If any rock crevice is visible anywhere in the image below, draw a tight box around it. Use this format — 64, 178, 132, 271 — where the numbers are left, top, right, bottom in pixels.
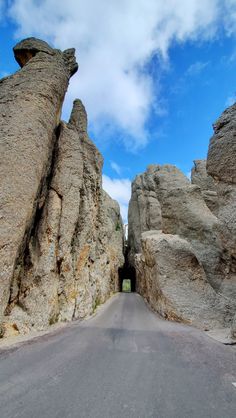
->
0, 39, 124, 338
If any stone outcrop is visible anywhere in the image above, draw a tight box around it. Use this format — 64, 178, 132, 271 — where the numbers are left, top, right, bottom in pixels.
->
207, 103, 236, 336
128, 164, 235, 334
129, 164, 224, 290
191, 159, 218, 215
128, 172, 162, 255
0, 39, 124, 337
135, 231, 234, 330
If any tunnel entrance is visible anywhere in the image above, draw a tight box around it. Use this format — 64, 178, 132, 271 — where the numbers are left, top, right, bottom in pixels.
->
118, 229, 136, 292
118, 247, 136, 292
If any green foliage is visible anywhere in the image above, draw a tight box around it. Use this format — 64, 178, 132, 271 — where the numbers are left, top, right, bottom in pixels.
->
93, 296, 101, 312
115, 222, 121, 231
122, 279, 131, 292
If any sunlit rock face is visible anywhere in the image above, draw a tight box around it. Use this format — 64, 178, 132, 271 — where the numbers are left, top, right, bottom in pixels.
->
207, 103, 236, 337
128, 163, 236, 335
0, 39, 124, 338
191, 159, 218, 216
135, 231, 234, 331
129, 164, 224, 290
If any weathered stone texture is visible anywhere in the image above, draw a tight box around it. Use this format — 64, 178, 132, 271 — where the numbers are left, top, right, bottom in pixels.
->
191, 159, 218, 215
207, 103, 236, 183
129, 164, 223, 290
2, 100, 124, 335
135, 231, 235, 330
207, 103, 236, 337
0, 40, 124, 337
128, 163, 235, 336
128, 171, 162, 255
207, 103, 236, 261
0, 38, 77, 328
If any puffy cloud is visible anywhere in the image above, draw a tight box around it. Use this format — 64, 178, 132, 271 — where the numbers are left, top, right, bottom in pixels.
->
223, 0, 236, 34
102, 175, 131, 223
7, 0, 236, 148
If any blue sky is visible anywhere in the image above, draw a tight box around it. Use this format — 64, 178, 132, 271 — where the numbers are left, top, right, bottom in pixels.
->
1, 1, 236, 222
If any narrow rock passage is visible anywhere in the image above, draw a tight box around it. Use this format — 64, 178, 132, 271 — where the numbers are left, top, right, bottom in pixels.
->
0, 293, 236, 418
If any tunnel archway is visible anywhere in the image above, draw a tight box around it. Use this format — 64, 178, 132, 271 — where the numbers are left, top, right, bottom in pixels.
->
118, 262, 136, 292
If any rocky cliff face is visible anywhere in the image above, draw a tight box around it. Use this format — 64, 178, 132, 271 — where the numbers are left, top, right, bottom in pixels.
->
128, 162, 236, 335
129, 164, 223, 290
191, 159, 218, 215
0, 39, 124, 338
207, 103, 236, 337
135, 231, 234, 330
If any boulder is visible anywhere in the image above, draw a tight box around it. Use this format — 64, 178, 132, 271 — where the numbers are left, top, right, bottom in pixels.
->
135, 231, 235, 330
128, 164, 224, 290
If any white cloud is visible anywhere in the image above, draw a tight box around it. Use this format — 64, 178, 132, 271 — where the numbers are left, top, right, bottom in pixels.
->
223, 0, 236, 34
110, 161, 122, 176
102, 175, 131, 223
7, 0, 236, 148
186, 61, 209, 76
0, 0, 5, 19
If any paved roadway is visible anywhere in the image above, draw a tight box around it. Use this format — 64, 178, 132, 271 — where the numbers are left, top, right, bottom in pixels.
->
0, 293, 236, 418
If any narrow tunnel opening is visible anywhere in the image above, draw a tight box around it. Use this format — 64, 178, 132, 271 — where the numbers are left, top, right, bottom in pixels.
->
117, 224, 136, 292
118, 246, 136, 292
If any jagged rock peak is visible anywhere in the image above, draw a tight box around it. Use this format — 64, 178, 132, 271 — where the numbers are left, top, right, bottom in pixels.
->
69, 99, 88, 134
13, 37, 78, 76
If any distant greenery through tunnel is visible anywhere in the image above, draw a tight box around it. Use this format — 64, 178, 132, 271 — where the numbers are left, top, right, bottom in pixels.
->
122, 279, 131, 292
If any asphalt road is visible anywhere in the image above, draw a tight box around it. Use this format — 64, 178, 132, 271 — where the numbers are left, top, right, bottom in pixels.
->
0, 292, 236, 418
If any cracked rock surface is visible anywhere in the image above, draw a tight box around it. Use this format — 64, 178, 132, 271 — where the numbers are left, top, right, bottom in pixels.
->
207, 103, 236, 337
0, 39, 124, 337
128, 163, 236, 334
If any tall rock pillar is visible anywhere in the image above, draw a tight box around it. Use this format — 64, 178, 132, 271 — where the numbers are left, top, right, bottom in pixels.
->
0, 38, 78, 327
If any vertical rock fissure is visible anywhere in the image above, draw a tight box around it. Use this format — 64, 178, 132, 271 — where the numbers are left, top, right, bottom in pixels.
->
0, 38, 125, 337
5, 125, 62, 316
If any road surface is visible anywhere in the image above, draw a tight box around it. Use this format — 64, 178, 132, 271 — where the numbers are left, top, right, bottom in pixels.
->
0, 293, 236, 418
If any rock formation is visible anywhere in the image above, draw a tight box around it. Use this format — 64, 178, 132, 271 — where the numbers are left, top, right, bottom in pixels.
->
128, 171, 162, 255
135, 231, 234, 330
0, 39, 124, 338
191, 159, 218, 215
207, 103, 236, 336
2, 36, 236, 341
128, 164, 236, 334
129, 164, 223, 290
